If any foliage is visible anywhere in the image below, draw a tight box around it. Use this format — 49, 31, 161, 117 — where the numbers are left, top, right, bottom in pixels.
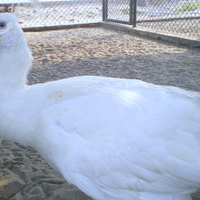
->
87, 11, 97, 18
172, 2, 200, 12
122, 8, 129, 14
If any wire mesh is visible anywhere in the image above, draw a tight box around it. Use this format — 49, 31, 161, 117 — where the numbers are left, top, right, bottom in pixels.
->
136, 0, 200, 39
0, 0, 102, 27
0, 1, 199, 40
106, 0, 131, 23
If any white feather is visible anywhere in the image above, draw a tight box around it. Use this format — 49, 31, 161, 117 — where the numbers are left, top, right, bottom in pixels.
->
0, 13, 200, 200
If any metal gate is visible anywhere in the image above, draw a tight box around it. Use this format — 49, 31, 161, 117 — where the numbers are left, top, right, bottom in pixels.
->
103, 0, 135, 25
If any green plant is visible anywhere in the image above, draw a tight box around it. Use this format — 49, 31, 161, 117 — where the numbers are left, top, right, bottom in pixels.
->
137, 10, 145, 15
87, 11, 97, 18
122, 8, 145, 15
172, 2, 200, 12
122, 8, 129, 14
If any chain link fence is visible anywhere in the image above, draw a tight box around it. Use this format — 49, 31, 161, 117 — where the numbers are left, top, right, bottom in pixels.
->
136, 0, 200, 39
0, 0, 199, 39
103, 0, 133, 24
103, 0, 199, 39
0, 0, 102, 27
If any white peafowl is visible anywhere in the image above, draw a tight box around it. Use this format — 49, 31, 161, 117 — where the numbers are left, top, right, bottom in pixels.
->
1, 13, 200, 200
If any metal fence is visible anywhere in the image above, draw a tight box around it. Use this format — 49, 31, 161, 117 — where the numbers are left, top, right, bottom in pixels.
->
103, 0, 200, 39
136, 0, 200, 39
0, 0, 199, 39
103, 0, 134, 25
0, 0, 102, 27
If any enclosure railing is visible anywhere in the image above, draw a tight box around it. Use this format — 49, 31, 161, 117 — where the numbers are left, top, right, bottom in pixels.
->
0, 0, 199, 39
103, 0, 200, 39
136, 0, 200, 39
0, 0, 102, 27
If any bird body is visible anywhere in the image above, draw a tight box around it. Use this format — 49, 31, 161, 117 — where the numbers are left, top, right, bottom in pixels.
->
0, 13, 200, 200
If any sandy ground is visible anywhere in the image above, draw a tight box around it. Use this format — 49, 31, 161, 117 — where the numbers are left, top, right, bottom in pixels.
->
0, 26, 200, 200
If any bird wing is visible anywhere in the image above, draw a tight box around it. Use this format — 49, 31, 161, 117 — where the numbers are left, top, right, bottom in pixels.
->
38, 78, 200, 199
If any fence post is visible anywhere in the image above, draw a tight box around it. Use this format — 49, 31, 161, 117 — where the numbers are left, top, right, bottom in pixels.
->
102, 0, 107, 21
133, 0, 137, 27
130, 0, 133, 25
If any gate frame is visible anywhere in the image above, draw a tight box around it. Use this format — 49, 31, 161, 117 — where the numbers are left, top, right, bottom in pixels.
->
103, 0, 135, 25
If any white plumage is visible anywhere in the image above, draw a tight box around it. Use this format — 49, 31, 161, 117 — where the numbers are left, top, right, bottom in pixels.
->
0, 13, 200, 200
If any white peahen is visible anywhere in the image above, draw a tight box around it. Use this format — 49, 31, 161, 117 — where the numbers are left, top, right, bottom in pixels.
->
0, 13, 200, 200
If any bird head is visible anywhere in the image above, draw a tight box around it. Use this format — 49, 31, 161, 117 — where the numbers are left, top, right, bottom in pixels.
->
0, 13, 33, 87
0, 13, 25, 49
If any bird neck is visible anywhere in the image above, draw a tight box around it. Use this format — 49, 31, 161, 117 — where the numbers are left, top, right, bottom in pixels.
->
0, 43, 33, 90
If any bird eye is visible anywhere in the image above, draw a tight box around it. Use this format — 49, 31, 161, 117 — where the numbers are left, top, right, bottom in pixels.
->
0, 22, 6, 29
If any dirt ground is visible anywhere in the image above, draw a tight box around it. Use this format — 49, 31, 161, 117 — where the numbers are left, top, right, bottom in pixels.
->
0, 26, 200, 200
